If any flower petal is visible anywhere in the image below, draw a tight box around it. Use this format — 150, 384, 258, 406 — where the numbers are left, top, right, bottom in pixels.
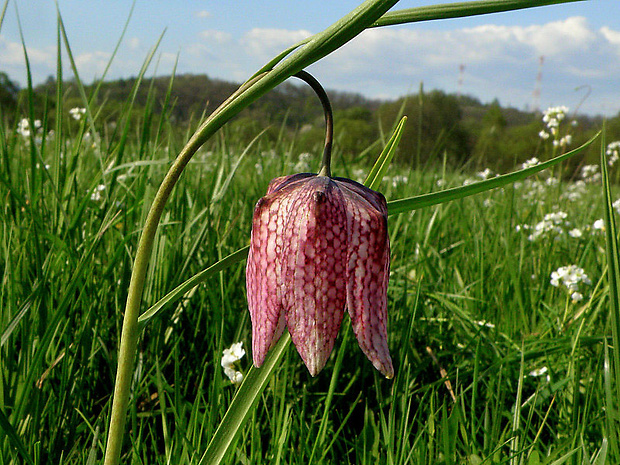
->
266, 173, 315, 195
340, 182, 393, 378
280, 176, 349, 376
246, 195, 286, 367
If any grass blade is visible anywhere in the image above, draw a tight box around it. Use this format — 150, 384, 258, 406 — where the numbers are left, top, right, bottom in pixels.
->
388, 131, 600, 215
365, 116, 407, 190
0, 405, 35, 465
198, 333, 291, 465
600, 126, 620, 450
373, 0, 586, 27
137, 247, 249, 330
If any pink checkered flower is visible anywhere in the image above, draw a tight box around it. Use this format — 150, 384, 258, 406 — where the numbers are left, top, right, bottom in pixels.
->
246, 173, 393, 378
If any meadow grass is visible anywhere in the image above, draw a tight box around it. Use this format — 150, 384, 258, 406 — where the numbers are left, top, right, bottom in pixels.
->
1, 77, 616, 463
1, 1, 617, 463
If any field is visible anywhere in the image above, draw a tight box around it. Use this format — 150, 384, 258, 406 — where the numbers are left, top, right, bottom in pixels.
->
1, 83, 619, 464
2, 1, 620, 463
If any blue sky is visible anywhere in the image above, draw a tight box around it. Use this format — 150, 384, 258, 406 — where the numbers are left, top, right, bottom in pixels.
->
1, 0, 619, 116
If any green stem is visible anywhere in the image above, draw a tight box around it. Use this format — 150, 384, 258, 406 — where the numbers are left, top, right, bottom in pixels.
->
293, 71, 333, 177
103, 72, 269, 465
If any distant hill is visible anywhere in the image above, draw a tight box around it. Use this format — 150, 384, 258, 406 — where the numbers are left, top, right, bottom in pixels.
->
2, 71, 615, 171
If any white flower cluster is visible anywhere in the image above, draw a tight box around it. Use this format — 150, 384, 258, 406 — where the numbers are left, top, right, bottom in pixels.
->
390, 174, 409, 187
581, 165, 601, 184
462, 168, 494, 186
521, 157, 540, 170
221, 342, 245, 385
90, 184, 106, 202
553, 134, 572, 148
16, 118, 42, 138
69, 107, 86, 121
560, 180, 587, 202
478, 168, 493, 180
550, 265, 591, 302
539, 105, 573, 148
514, 177, 558, 203
606, 141, 620, 166
516, 211, 570, 241
293, 152, 313, 172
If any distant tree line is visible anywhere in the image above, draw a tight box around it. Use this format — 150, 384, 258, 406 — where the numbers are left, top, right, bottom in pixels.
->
0, 70, 616, 173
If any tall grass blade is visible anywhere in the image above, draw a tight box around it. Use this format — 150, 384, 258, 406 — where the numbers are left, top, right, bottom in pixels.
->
137, 247, 249, 330
600, 126, 620, 449
388, 132, 599, 215
0, 405, 35, 465
0, 0, 8, 32
198, 333, 291, 465
365, 116, 407, 190
373, 0, 585, 27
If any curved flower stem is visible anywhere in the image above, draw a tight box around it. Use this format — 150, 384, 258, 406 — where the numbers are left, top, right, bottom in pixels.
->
103, 70, 331, 465
103, 72, 269, 465
293, 70, 333, 177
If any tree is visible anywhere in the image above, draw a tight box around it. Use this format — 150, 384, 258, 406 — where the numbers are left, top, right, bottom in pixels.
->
0, 72, 20, 116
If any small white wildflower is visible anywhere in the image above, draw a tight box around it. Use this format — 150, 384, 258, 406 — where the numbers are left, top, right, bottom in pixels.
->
521, 157, 540, 169
581, 165, 600, 183
477, 168, 493, 180
17, 118, 42, 138
545, 177, 559, 187
538, 130, 550, 140
606, 141, 620, 166
221, 342, 246, 385
525, 211, 569, 241
90, 184, 106, 202
547, 118, 559, 129
560, 180, 587, 202
593, 219, 605, 231
69, 107, 86, 121
550, 265, 591, 294
436, 178, 446, 188
223, 366, 244, 385
613, 199, 620, 215
221, 342, 245, 367
391, 175, 409, 187
559, 134, 572, 147
568, 228, 583, 238
529, 366, 548, 377
475, 320, 495, 329
571, 292, 584, 302
17, 118, 31, 137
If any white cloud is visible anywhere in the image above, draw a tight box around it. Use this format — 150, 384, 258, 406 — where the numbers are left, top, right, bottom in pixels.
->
75, 51, 113, 75
240, 28, 311, 62
0, 35, 55, 66
601, 26, 620, 50
129, 37, 141, 50
195, 10, 211, 19
200, 30, 232, 44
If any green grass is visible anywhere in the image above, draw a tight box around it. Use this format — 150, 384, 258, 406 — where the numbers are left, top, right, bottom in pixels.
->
1, 82, 616, 463
1, 0, 615, 463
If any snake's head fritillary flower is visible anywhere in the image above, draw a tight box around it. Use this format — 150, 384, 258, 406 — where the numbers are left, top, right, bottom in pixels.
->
246, 173, 393, 378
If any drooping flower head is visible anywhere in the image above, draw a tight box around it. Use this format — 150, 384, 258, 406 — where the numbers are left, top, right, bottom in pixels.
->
245, 70, 393, 378
246, 172, 393, 378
